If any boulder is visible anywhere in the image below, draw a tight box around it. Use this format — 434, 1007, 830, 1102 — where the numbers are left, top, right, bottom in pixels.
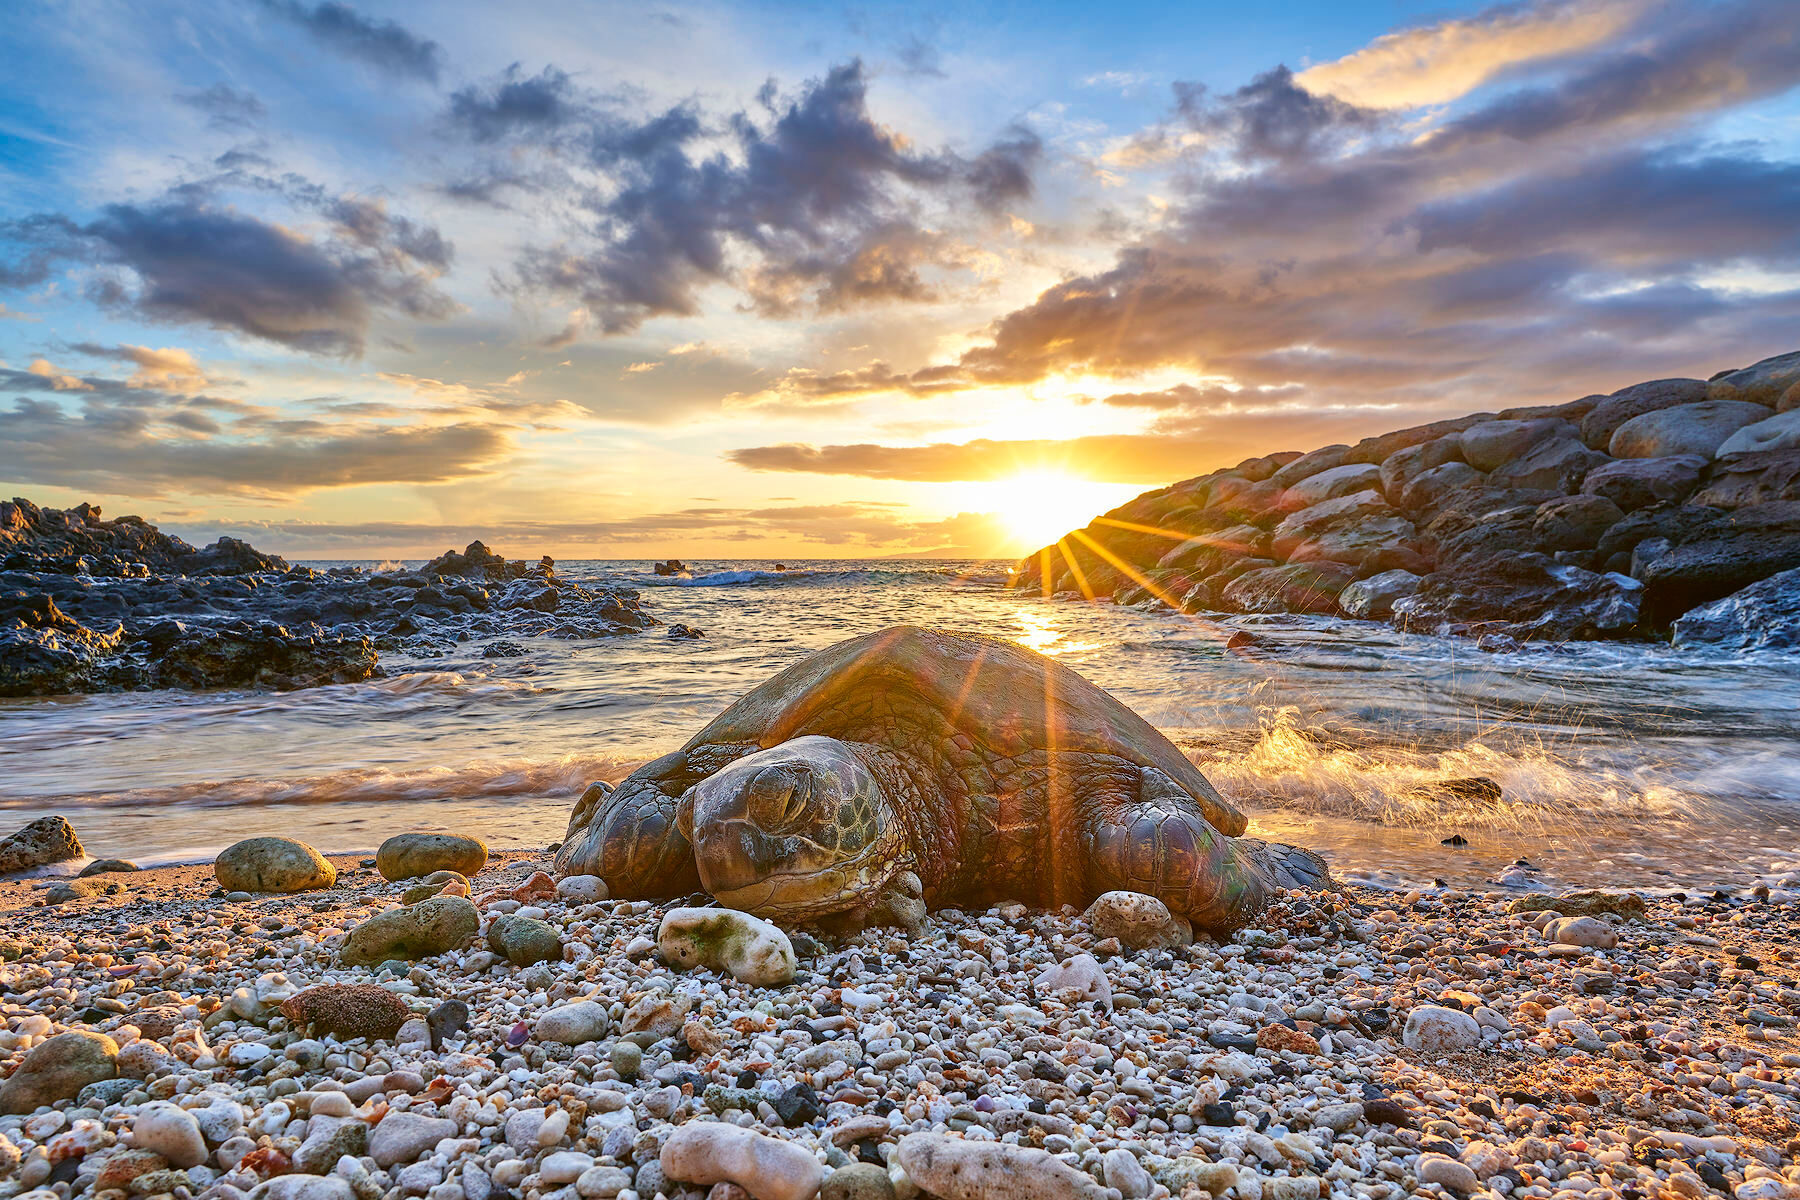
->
1707, 350, 1800, 411
0, 1029, 118, 1114
1270, 444, 1352, 489
1378, 436, 1464, 501
1579, 455, 1707, 511
1629, 502, 1800, 625
0, 814, 84, 874
214, 837, 336, 893
1459, 419, 1573, 472
1608, 400, 1772, 459
1486, 436, 1608, 493
1402, 1005, 1481, 1053
1282, 514, 1428, 576
1280, 463, 1382, 509
1690, 450, 1800, 508
1345, 416, 1484, 467
1531, 495, 1624, 553
1236, 452, 1302, 482
1270, 492, 1427, 575
278, 984, 412, 1040
1426, 501, 1543, 567
1580, 378, 1710, 449
1717, 409, 1800, 457
1399, 462, 1486, 513
1082, 891, 1192, 950
1671, 566, 1800, 651
1156, 525, 1266, 573
896, 1132, 1112, 1200
1220, 563, 1357, 614
662, 1124, 823, 1200
1205, 477, 1287, 528
1338, 569, 1422, 620
659, 908, 795, 986
340, 895, 479, 965
1392, 553, 1642, 640
376, 833, 487, 881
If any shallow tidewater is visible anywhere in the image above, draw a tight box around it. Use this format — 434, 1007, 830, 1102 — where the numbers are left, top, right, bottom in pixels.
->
2, 560, 1797, 893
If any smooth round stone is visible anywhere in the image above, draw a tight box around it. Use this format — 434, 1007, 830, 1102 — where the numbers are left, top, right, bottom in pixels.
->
214, 837, 336, 893
822, 1163, 895, 1200
610, 1041, 643, 1080
376, 833, 487, 881
488, 914, 563, 966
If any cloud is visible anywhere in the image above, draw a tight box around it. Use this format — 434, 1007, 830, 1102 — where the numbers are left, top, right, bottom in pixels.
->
1174, 67, 1385, 163
66, 343, 214, 391
177, 83, 266, 131
772, 0, 1800, 417
0, 399, 508, 496
1296, 0, 1654, 109
27, 358, 90, 391
725, 421, 1364, 484
447, 64, 590, 142
261, 0, 444, 84
1, 198, 456, 356
455, 60, 1041, 334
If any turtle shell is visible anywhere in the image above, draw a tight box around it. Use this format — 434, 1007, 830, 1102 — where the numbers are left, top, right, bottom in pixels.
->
680, 625, 1246, 837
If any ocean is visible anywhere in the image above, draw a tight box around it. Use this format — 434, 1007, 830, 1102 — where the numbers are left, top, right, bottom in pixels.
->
4, 559, 1798, 893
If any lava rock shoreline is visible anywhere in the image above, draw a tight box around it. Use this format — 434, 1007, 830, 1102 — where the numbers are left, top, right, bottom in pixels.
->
1012, 350, 1800, 650
0, 500, 660, 697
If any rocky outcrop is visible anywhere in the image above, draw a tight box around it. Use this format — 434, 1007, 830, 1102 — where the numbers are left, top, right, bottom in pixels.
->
1013, 349, 1800, 646
0, 502, 660, 695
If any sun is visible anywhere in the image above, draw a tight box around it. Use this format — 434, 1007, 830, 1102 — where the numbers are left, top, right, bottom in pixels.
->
975, 471, 1143, 553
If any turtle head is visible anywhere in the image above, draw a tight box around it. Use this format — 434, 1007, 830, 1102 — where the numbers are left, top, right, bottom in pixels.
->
678, 735, 907, 920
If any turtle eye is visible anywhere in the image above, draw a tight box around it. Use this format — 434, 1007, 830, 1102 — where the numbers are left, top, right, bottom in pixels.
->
745, 764, 811, 828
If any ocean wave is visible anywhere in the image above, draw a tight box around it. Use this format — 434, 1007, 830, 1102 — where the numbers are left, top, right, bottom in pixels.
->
628, 564, 1010, 589
638, 568, 819, 588
8, 752, 650, 811
0, 670, 548, 754
1193, 705, 1739, 832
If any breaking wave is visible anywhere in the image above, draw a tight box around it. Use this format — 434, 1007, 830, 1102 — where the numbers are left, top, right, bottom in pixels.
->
10, 752, 648, 812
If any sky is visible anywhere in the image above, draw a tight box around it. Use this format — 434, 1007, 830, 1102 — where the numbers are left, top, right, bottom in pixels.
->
1, 0, 1798, 560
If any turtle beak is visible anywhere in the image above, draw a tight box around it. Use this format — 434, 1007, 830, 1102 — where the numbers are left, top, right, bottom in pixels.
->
692, 819, 787, 894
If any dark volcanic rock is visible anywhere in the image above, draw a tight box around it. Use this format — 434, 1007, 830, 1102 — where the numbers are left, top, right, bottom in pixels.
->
1392, 553, 1642, 641
1690, 450, 1800, 509
1221, 562, 1356, 614
0, 503, 660, 696
1012, 349, 1800, 645
1671, 566, 1800, 651
1630, 502, 1800, 626
1579, 455, 1707, 511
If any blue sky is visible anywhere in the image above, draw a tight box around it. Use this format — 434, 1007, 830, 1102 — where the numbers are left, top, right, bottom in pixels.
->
2, 0, 1797, 557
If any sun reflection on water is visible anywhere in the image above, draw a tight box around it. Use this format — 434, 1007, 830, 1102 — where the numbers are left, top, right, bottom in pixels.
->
1012, 608, 1102, 656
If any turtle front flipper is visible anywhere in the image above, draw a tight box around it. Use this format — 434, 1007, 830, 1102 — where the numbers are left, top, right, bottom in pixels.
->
1079, 766, 1320, 936
554, 743, 759, 897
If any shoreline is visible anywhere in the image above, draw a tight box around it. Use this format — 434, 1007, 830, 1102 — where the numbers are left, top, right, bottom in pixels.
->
4, 848, 1799, 1200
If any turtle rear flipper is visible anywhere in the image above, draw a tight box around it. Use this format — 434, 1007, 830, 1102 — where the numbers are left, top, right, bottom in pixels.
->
1240, 839, 1332, 891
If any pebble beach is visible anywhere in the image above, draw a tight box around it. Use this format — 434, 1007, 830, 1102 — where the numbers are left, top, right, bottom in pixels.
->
4, 844, 1800, 1200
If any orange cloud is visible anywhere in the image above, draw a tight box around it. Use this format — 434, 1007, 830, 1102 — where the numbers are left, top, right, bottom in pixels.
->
1296, 0, 1651, 109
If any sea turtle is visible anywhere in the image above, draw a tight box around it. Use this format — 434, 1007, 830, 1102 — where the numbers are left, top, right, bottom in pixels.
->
554, 626, 1327, 934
